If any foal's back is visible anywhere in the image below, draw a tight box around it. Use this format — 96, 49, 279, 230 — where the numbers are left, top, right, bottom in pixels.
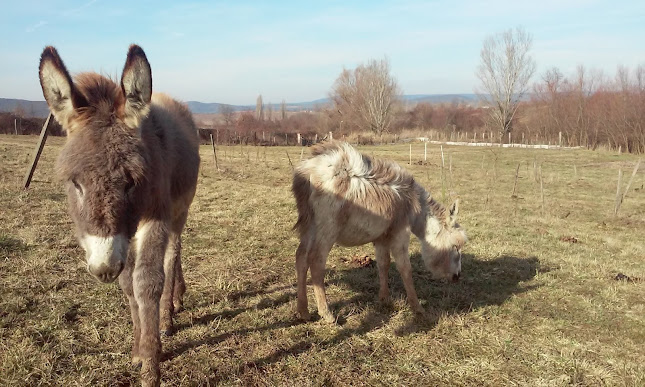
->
144, 93, 200, 204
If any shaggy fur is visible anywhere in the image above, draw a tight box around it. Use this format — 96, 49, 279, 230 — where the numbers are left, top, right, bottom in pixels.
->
292, 142, 466, 323
39, 45, 199, 387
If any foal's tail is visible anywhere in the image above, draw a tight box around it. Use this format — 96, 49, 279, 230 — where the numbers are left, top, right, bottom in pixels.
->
292, 169, 313, 237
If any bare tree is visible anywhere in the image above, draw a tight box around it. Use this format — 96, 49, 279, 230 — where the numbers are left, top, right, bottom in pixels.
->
331, 57, 401, 134
476, 27, 536, 140
281, 99, 287, 121
256, 94, 264, 121
218, 104, 235, 129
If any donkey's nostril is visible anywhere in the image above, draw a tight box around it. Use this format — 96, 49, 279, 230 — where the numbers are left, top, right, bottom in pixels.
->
88, 263, 119, 283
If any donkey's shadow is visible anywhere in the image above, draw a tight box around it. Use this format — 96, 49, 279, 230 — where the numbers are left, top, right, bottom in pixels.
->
167, 253, 545, 383
328, 253, 545, 334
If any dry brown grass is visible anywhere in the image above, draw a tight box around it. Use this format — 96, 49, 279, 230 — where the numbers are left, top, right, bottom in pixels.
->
1, 134, 644, 386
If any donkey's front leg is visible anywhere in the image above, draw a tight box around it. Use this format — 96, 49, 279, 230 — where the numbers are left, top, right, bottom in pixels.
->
118, 247, 141, 368
134, 220, 168, 387
391, 231, 423, 315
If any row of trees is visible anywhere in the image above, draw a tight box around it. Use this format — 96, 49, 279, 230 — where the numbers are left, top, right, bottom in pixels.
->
4, 27, 641, 152
526, 65, 644, 152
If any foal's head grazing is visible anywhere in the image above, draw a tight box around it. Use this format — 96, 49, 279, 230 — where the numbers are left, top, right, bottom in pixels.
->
420, 199, 467, 283
39, 45, 153, 283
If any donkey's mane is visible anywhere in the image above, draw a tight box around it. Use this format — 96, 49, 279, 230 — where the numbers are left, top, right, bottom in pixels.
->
427, 196, 447, 222
309, 141, 416, 195
308, 142, 452, 219
74, 72, 126, 127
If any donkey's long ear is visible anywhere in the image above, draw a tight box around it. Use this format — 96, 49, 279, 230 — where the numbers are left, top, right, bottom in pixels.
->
447, 199, 459, 226
39, 46, 87, 130
120, 44, 152, 129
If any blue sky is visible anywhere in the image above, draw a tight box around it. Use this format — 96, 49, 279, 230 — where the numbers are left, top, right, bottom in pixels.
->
1, 0, 644, 105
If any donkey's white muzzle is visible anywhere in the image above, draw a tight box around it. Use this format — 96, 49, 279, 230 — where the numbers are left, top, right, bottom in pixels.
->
83, 234, 128, 283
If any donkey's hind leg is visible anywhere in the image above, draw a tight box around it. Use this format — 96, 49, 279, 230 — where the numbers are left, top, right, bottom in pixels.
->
295, 239, 311, 321
160, 233, 180, 336
309, 238, 336, 324
374, 241, 392, 305
161, 210, 189, 335
172, 250, 185, 313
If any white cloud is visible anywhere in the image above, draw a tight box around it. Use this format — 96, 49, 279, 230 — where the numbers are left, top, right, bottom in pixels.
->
26, 20, 47, 33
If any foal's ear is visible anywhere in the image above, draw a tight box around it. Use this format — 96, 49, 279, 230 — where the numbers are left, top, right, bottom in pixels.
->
120, 44, 152, 129
39, 46, 87, 131
447, 199, 459, 226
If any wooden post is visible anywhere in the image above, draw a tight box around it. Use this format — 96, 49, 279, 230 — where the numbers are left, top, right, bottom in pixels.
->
23, 113, 53, 189
210, 133, 219, 172
285, 151, 293, 170
329, 131, 333, 141
539, 165, 545, 215
559, 132, 562, 147
297, 133, 301, 146
424, 142, 427, 162
449, 153, 454, 193
508, 132, 511, 144
440, 145, 446, 201
614, 169, 623, 216
616, 159, 642, 216
511, 163, 520, 197
409, 144, 412, 165
314, 134, 318, 143
14, 118, 18, 135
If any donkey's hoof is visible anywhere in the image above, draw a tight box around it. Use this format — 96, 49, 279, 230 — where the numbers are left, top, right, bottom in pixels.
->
321, 312, 337, 325
296, 310, 311, 321
378, 296, 393, 307
412, 307, 427, 317
160, 328, 174, 337
131, 356, 143, 370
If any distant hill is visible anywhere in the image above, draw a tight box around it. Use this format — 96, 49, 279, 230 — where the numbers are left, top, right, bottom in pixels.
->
401, 94, 479, 104
0, 98, 50, 118
1, 94, 483, 118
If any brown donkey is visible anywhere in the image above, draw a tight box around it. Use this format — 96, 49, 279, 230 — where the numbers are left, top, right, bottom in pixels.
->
38, 45, 200, 386
292, 142, 466, 323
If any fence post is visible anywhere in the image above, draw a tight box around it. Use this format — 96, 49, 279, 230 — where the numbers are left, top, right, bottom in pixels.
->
329, 131, 333, 141
210, 133, 219, 172
424, 142, 427, 162
23, 113, 53, 189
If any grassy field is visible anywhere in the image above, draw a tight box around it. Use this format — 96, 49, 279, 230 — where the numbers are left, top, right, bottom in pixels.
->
1, 134, 644, 386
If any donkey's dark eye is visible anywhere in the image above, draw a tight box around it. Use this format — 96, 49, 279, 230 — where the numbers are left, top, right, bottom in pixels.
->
72, 179, 83, 195
125, 180, 136, 194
